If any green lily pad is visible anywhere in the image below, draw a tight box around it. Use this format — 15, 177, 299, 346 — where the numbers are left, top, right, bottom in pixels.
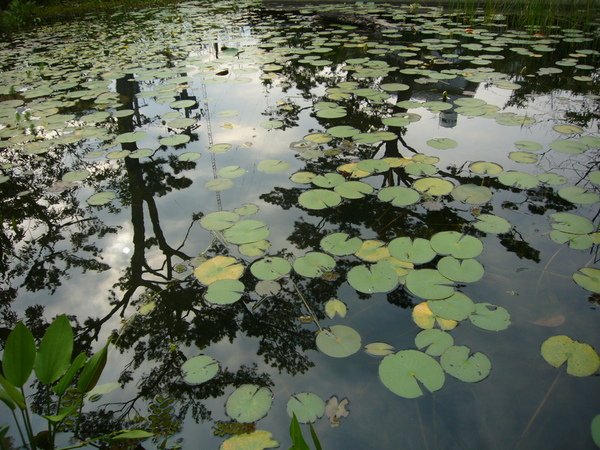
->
538, 173, 567, 186
260, 119, 284, 130
428, 292, 476, 321
325, 299, 347, 318
413, 303, 458, 330
379, 350, 445, 398
159, 134, 190, 147
194, 256, 244, 286
62, 170, 90, 182
257, 159, 290, 174
469, 303, 510, 331
170, 99, 196, 109
225, 384, 273, 423
223, 220, 269, 245
406, 269, 455, 300
316, 325, 361, 358
177, 152, 200, 161
200, 211, 240, 231
234, 203, 259, 216
404, 162, 437, 177
167, 117, 197, 129
182, 355, 219, 385
389, 237, 436, 264
218, 166, 246, 179
380, 83, 409, 92
550, 213, 594, 234
204, 280, 245, 305
509, 151, 538, 164
290, 172, 316, 184
209, 143, 233, 153
354, 240, 390, 262
286, 392, 325, 424
558, 186, 600, 204
591, 415, 600, 448
250, 257, 291, 281
440, 346, 491, 382
437, 256, 484, 283
514, 140, 543, 152
239, 240, 270, 257
347, 261, 399, 294
378, 186, 420, 207
541, 335, 599, 377
312, 173, 345, 188
573, 267, 600, 293
451, 184, 492, 205
550, 231, 594, 250
430, 231, 483, 259
553, 124, 583, 134
327, 125, 360, 138
205, 178, 234, 191
364, 342, 395, 357
304, 132, 332, 144
298, 189, 342, 210
550, 139, 588, 155
415, 329, 454, 356
427, 137, 457, 150
114, 131, 147, 144
220, 430, 279, 450
357, 159, 390, 174
413, 177, 454, 196
293, 252, 336, 278
334, 181, 374, 199
255, 280, 280, 297
469, 161, 503, 176
473, 214, 511, 234
316, 106, 347, 119
321, 233, 363, 256
87, 191, 116, 206
498, 170, 539, 189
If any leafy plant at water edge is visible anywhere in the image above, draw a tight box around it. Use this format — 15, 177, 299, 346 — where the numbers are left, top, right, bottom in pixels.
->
289, 413, 322, 450
0, 315, 152, 449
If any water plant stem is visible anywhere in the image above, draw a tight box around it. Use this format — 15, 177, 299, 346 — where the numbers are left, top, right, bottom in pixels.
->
291, 280, 322, 331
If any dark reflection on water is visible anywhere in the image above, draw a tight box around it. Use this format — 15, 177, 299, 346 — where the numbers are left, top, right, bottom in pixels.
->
0, 1, 599, 449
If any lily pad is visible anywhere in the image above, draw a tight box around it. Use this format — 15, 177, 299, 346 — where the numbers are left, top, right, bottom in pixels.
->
224, 220, 269, 245
427, 137, 458, 150
327, 125, 360, 138
364, 342, 395, 357
415, 329, 454, 356
509, 151, 538, 164
250, 257, 291, 281
558, 186, 599, 205
325, 299, 347, 319
218, 166, 246, 179
62, 170, 90, 182
573, 267, 600, 293
321, 233, 362, 256
469, 161, 503, 176
437, 256, 484, 283
209, 143, 233, 153
431, 231, 483, 259
451, 184, 492, 205
204, 280, 245, 305
514, 140, 543, 152
205, 178, 234, 191
354, 240, 390, 262
200, 211, 240, 231
406, 269, 455, 300
334, 181, 373, 199
413, 177, 454, 196
347, 261, 399, 294
225, 384, 273, 423
87, 191, 116, 206
220, 430, 279, 450
293, 252, 336, 278
182, 355, 219, 385
159, 134, 190, 146
412, 303, 458, 330
257, 159, 290, 174
428, 292, 476, 321
473, 214, 511, 234
498, 170, 539, 189
290, 171, 316, 184
541, 335, 599, 377
286, 393, 325, 423
194, 256, 244, 286
239, 240, 271, 257
550, 213, 594, 235
379, 350, 445, 399
312, 173, 345, 188
316, 325, 361, 358
440, 346, 491, 382
255, 280, 280, 297
298, 189, 342, 210
469, 303, 511, 331
378, 186, 420, 207
234, 203, 259, 216
389, 237, 436, 264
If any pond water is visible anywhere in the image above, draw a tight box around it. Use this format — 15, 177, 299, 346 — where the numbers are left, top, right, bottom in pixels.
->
1, 1, 600, 449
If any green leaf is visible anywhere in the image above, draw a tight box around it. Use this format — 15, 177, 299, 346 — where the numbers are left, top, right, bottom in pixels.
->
498, 170, 539, 189
451, 184, 492, 205
182, 355, 219, 385
250, 257, 291, 281
469, 161, 503, 176
325, 299, 347, 319
550, 213, 594, 234
430, 231, 483, 259
354, 240, 390, 262
86, 191, 116, 206
54, 352, 87, 396
3, 322, 36, 387
0, 375, 25, 409
316, 325, 361, 358
541, 335, 599, 377
377, 186, 420, 207
558, 186, 600, 205
591, 415, 600, 448
293, 252, 336, 278
389, 237, 436, 264
415, 329, 454, 356
469, 303, 511, 331
257, 159, 290, 174
239, 240, 271, 257
298, 189, 342, 210
437, 256, 484, 283
0, 387, 15, 410
77, 343, 108, 393
309, 423, 322, 450
427, 137, 457, 150
311, 173, 345, 188
220, 430, 279, 450
440, 346, 491, 382
573, 267, 600, 293
224, 220, 270, 245
406, 269, 455, 300
364, 342, 395, 357
413, 177, 454, 196
111, 430, 154, 441
428, 292, 476, 321
194, 256, 244, 286
200, 211, 240, 231
204, 280, 245, 305
289, 414, 310, 450
379, 350, 445, 398
334, 181, 374, 199
287, 393, 325, 424
35, 315, 73, 385
320, 233, 362, 256
226, 384, 273, 423
473, 214, 511, 234
347, 261, 399, 294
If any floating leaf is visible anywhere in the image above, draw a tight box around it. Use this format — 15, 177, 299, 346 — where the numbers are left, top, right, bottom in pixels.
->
304, 133, 332, 144
62, 170, 90, 183
159, 134, 190, 146
354, 240, 390, 262
428, 292, 476, 321
437, 256, 484, 283
413, 177, 454, 196
200, 211, 239, 231
440, 346, 491, 382
378, 186, 420, 207
325, 299, 347, 319
234, 203, 259, 216
223, 220, 269, 244
412, 303, 458, 330
592, 415, 600, 448
573, 267, 600, 293
541, 335, 599, 377
451, 184, 492, 205
474, 214, 511, 234
364, 342, 395, 357
531, 314, 565, 328
255, 280, 280, 297
415, 329, 454, 356
87, 191, 116, 206
293, 252, 336, 278
347, 261, 399, 294
287, 393, 325, 423
430, 231, 483, 259
204, 280, 245, 305
258, 159, 290, 174
220, 430, 279, 450
553, 124, 583, 134
182, 355, 219, 385
250, 257, 291, 281
218, 166, 246, 179
298, 189, 342, 210
334, 181, 373, 199
550, 139, 588, 155
558, 186, 599, 205
509, 151, 538, 164
327, 125, 360, 138
427, 137, 457, 150
469, 161, 503, 176
321, 233, 362, 256
291, 171, 316, 184
312, 173, 345, 188
316, 325, 361, 358
498, 170, 539, 189
225, 384, 273, 423
389, 237, 436, 264
194, 256, 244, 286
514, 140, 543, 152
209, 143, 233, 153
239, 240, 271, 257
205, 178, 234, 191
379, 350, 445, 399
469, 303, 510, 331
